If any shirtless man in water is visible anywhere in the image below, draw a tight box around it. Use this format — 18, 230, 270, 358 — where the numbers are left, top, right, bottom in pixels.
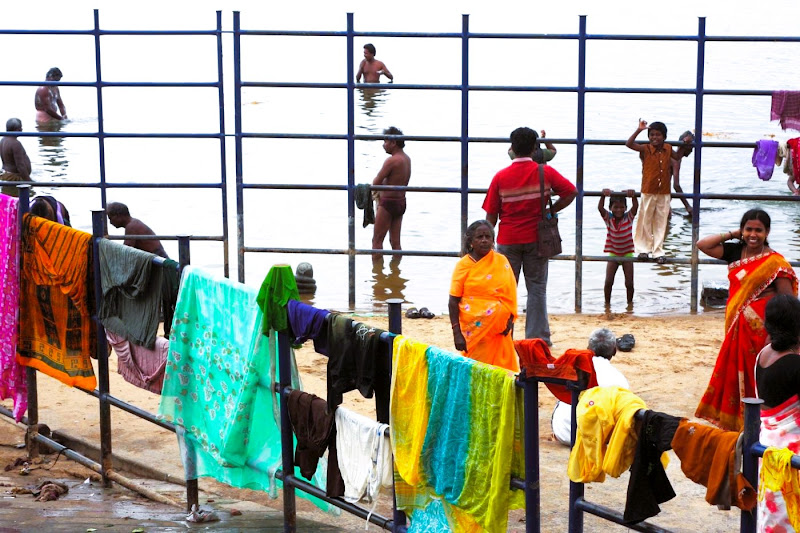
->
372, 126, 411, 261
106, 202, 169, 258
0, 118, 32, 197
35, 68, 67, 123
356, 43, 393, 84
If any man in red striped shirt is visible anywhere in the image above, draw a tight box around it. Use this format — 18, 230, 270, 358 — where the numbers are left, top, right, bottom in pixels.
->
483, 127, 577, 346
599, 189, 638, 306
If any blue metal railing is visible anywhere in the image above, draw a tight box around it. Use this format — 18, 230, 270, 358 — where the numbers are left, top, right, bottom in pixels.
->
0, 9, 229, 277
232, 12, 800, 313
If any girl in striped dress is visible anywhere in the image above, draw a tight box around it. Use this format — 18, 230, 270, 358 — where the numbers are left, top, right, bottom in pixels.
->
599, 189, 639, 306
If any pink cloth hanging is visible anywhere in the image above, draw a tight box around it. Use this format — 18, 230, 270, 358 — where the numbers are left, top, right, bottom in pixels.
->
106, 330, 168, 394
0, 194, 26, 421
771, 91, 800, 131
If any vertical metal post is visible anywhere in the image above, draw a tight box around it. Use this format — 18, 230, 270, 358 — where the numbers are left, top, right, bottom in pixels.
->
386, 298, 406, 530
568, 385, 584, 533
690, 17, 706, 312
233, 11, 245, 283
460, 14, 469, 238
93, 10, 108, 209
178, 235, 191, 272
19, 187, 39, 459
278, 331, 296, 532
92, 210, 113, 487
215, 10, 230, 279
523, 373, 540, 533
347, 13, 356, 307
574, 15, 587, 313
741, 398, 762, 533
387, 298, 402, 335
177, 234, 197, 511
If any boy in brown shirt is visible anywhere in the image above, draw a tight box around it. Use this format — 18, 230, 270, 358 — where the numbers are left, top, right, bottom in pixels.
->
625, 119, 690, 263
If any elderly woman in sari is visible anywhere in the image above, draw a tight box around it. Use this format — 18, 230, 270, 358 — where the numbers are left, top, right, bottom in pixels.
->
755, 294, 800, 532
449, 220, 519, 372
695, 209, 798, 430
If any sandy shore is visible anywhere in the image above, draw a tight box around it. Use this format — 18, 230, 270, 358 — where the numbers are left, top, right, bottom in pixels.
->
0, 310, 746, 532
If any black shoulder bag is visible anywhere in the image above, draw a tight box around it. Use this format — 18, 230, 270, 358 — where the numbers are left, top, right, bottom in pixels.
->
536, 164, 562, 257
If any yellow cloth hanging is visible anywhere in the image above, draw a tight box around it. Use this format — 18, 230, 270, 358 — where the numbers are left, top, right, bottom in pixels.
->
568, 386, 661, 483
760, 447, 800, 531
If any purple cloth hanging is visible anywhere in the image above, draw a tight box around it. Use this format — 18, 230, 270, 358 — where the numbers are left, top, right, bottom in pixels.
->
752, 140, 779, 181
771, 91, 800, 131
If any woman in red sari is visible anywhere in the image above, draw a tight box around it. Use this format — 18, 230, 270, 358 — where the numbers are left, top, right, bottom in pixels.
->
449, 220, 519, 372
695, 209, 798, 430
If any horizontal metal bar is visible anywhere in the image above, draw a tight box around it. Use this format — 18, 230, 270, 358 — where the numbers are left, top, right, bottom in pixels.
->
106, 235, 223, 242
244, 246, 459, 258
0, 29, 217, 36
0, 81, 218, 88
79, 388, 175, 432
0, 180, 223, 189
275, 470, 393, 530
751, 444, 800, 469
242, 183, 484, 194
510, 477, 525, 490
575, 497, 672, 533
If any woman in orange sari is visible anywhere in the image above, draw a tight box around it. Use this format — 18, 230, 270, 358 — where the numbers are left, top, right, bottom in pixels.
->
695, 209, 798, 430
449, 220, 519, 372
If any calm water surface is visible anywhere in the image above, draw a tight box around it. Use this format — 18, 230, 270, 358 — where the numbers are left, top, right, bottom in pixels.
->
3, 2, 800, 316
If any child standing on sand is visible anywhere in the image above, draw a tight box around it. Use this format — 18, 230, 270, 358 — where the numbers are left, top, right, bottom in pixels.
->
599, 189, 638, 306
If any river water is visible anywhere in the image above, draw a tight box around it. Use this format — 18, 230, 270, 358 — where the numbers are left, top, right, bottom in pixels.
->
2, 1, 800, 316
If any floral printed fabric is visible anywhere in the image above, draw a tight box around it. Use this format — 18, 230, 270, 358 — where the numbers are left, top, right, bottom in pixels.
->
0, 194, 25, 421
158, 266, 331, 512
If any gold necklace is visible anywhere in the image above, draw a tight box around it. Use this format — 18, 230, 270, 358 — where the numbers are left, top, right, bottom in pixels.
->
743, 244, 765, 259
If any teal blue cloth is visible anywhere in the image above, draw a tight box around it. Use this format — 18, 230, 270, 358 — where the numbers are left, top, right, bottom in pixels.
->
159, 266, 333, 512
421, 346, 473, 502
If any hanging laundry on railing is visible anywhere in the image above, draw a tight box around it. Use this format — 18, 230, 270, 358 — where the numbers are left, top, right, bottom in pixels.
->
752, 139, 779, 181
759, 447, 800, 531
98, 240, 162, 350
286, 300, 329, 346
568, 386, 649, 483
757, 396, 800, 530
670, 420, 756, 511
514, 338, 598, 403
623, 410, 681, 524
161, 258, 179, 338
256, 264, 299, 335
287, 389, 344, 497
159, 266, 331, 513
17, 214, 96, 389
0, 194, 26, 421
335, 407, 391, 503
106, 330, 168, 394
772, 91, 800, 131
787, 138, 800, 194
391, 338, 524, 533
320, 314, 392, 423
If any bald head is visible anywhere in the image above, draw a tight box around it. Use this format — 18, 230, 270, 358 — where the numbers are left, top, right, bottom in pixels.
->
6, 118, 21, 132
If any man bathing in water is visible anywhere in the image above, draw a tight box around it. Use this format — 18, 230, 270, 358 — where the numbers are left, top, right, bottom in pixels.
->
356, 43, 393, 84
35, 68, 67, 123
106, 202, 169, 258
372, 126, 411, 261
0, 118, 32, 197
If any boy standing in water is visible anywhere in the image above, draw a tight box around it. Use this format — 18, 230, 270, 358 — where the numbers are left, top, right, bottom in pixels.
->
599, 189, 638, 306
625, 119, 689, 263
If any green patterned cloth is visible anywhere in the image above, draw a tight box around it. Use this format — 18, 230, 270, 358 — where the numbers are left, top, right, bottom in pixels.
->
159, 266, 332, 511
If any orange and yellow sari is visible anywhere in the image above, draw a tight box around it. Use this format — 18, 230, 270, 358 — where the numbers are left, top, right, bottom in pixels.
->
449, 249, 518, 372
695, 250, 797, 430
17, 215, 96, 389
